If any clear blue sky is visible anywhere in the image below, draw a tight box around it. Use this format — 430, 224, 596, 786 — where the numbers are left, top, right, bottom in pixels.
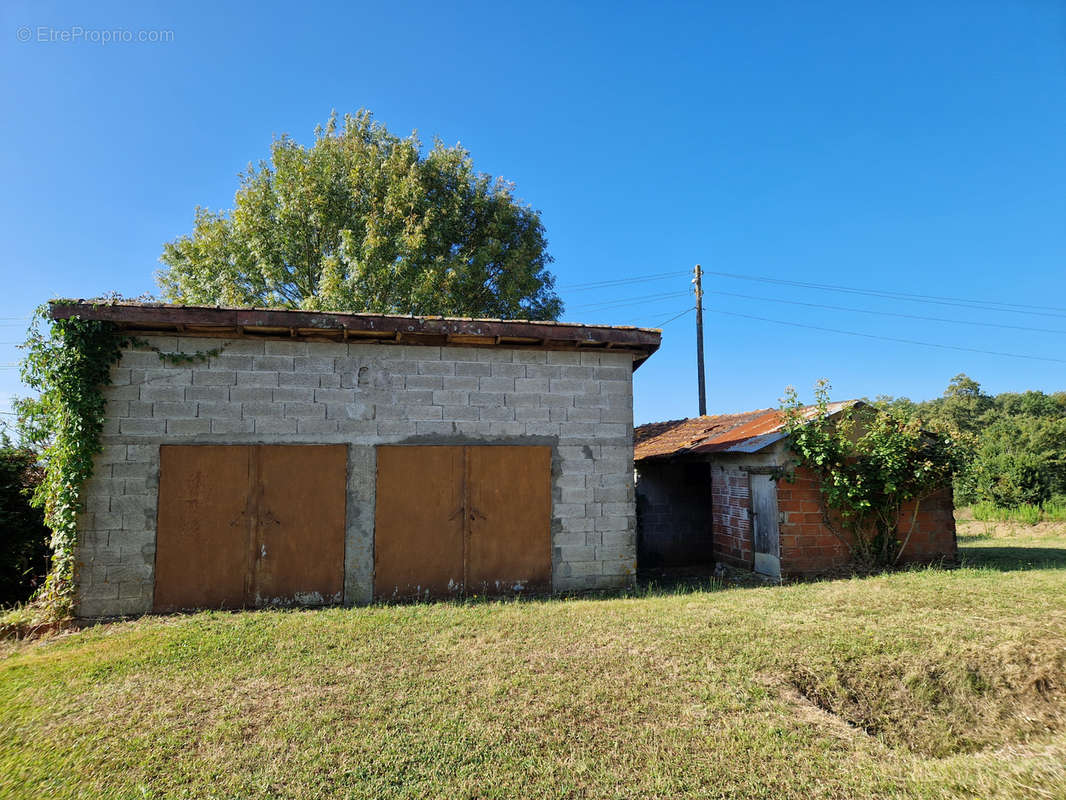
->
2, 0, 1064, 425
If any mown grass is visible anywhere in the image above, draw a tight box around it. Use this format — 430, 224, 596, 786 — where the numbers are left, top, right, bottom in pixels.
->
2, 521, 1065, 799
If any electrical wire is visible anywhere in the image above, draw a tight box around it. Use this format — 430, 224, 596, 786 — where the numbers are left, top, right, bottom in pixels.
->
703, 269, 1066, 318
706, 289, 1066, 335
568, 290, 691, 312
558, 270, 689, 291
704, 306, 1066, 364
647, 306, 696, 328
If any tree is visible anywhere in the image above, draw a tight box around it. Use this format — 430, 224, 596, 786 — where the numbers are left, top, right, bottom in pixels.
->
781, 381, 958, 569
158, 111, 562, 320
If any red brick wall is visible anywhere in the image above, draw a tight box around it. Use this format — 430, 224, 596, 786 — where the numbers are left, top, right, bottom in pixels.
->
710, 466, 753, 569
777, 466, 957, 577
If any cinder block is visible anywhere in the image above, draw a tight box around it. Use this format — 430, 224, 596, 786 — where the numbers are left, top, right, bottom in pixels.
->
212, 418, 254, 433
487, 422, 525, 437
417, 361, 455, 377
231, 387, 276, 403
514, 378, 548, 393
153, 401, 198, 418
406, 405, 443, 421
440, 405, 480, 421
186, 386, 229, 402
264, 341, 309, 356
119, 419, 165, 436
143, 368, 193, 386
547, 351, 581, 365
479, 377, 515, 393
284, 402, 326, 419
416, 421, 458, 436
405, 375, 442, 391
442, 375, 480, 391
315, 388, 356, 404
479, 406, 514, 422
140, 386, 185, 403
297, 418, 339, 434
455, 362, 492, 377
193, 370, 236, 386
253, 355, 294, 372
197, 401, 242, 419
167, 418, 211, 435
279, 372, 321, 387
255, 417, 298, 434
469, 392, 504, 407
236, 371, 279, 387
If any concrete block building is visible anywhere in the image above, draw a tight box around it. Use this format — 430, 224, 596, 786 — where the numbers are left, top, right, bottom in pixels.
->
53, 302, 660, 617
635, 404, 956, 578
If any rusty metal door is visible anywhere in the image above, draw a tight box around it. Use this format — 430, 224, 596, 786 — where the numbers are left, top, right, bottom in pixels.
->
254, 445, 347, 606
155, 445, 252, 611
374, 445, 552, 600
466, 446, 552, 594
373, 446, 465, 599
154, 444, 347, 611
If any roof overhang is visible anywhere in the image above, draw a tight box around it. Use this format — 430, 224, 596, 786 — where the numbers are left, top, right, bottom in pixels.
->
49, 301, 662, 369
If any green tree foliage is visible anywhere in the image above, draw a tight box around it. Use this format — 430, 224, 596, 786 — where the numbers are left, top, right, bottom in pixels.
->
875, 375, 1066, 508
0, 437, 50, 606
158, 110, 562, 320
782, 381, 957, 568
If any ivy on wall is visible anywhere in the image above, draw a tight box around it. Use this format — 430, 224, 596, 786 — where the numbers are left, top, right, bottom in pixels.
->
17, 304, 224, 619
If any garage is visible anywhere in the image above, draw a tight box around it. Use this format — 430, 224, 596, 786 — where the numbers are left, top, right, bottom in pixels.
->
153, 444, 347, 611
374, 445, 552, 599
54, 301, 659, 617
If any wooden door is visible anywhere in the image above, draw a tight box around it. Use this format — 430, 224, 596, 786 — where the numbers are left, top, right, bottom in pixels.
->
374, 446, 466, 599
374, 445, 553, 600
750, 473, 781, 579
154, 444, 347, 611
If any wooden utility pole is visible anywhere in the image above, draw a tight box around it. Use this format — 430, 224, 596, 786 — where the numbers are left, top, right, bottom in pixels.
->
694, 264, 707, 416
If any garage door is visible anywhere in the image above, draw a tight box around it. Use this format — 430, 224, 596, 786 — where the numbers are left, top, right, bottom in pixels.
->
374, 445, 552, 599
154, 444, 347, 611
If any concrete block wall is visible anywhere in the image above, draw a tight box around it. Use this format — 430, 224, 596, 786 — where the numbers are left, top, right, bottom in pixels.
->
75, 335, 637, 617
634, 461, 714, 568
710, 465, 753, 569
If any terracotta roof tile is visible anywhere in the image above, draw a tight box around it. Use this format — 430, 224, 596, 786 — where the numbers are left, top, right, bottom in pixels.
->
634, 401, 857, 461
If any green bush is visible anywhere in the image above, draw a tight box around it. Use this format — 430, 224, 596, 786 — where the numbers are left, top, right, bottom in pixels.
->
0, 443, 50, 606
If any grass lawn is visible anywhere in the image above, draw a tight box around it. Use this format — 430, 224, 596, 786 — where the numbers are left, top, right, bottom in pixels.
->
2, 516, 1065, 799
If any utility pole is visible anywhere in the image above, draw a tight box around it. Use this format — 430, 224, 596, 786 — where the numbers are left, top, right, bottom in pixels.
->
693, 264, 707, 416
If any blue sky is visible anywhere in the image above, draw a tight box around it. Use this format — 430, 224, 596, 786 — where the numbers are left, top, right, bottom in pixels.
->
2, 0, 1064, 425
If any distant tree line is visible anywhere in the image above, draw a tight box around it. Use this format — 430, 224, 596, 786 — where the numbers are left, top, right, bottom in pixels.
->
876, 374, 1066, 508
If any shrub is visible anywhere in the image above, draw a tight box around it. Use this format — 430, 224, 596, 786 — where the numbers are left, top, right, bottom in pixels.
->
0, 442, 50, 606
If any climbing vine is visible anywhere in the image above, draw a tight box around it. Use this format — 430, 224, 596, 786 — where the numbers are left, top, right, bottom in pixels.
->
18, 306, 129, 617
779, 380, 958, 569
16, 304, 224, 619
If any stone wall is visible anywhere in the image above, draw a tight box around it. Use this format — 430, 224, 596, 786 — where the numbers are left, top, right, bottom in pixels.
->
634, 461, 714, 568
76, 335, 637, 617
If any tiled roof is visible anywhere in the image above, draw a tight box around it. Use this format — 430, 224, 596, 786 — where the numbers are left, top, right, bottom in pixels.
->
634, 401, 857, 461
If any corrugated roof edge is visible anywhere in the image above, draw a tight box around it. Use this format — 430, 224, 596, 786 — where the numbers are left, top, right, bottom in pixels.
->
48, 300, 662, 369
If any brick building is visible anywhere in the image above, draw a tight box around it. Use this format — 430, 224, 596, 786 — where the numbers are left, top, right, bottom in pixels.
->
634, 403, 956, 578
53, 301, 660, 617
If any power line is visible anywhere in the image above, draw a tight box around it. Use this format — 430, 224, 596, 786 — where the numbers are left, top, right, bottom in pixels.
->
705, 306, 1066, 364
633, 306, 696, 328
703, 270, 1066, 319
569, 290, 691, 312
707, 289, 1066, 335
558, 270, 689, 291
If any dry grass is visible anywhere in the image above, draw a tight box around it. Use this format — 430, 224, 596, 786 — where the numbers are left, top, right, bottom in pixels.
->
1, 518, 1065, 799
